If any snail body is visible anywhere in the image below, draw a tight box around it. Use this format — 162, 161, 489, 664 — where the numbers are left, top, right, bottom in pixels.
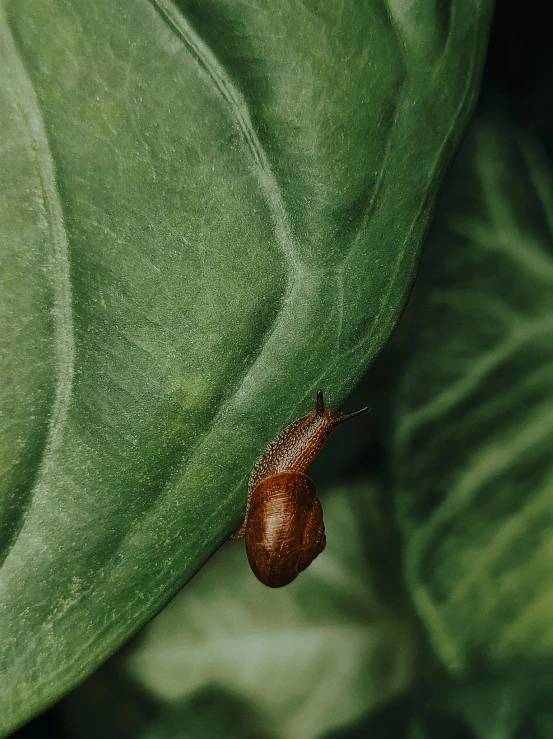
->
233, 390, 369, 588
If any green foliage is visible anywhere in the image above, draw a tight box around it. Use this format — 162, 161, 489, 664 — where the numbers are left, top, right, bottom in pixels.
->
0, 0, 491, 733
393, 116, 553, 675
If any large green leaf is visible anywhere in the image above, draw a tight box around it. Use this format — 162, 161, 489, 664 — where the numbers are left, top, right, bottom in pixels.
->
127, 483, 417, 739
392, 117, 553, 673
0, 0, 491, 732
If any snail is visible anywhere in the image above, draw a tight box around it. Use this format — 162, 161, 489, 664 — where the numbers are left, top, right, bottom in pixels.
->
232, 390, 369, 588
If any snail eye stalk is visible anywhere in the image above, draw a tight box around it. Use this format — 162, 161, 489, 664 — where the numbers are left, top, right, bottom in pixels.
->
315, 389, 325, 418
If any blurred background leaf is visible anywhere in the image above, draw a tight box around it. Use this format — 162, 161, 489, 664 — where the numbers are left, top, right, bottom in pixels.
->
138, 693, 253, 739
392, 115, 553, 675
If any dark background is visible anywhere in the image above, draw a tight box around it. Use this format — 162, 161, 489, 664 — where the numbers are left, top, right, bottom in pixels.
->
12, 1, 552, 737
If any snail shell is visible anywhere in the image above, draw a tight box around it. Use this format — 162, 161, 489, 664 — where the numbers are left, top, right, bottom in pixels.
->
245, 472, 325, 588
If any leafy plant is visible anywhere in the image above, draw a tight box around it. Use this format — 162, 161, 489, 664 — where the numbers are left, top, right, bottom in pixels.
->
0, 0, 492, 734
392, 115, 553, 734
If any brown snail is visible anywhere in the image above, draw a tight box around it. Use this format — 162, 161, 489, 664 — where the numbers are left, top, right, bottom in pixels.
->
232, 390, 369, 588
